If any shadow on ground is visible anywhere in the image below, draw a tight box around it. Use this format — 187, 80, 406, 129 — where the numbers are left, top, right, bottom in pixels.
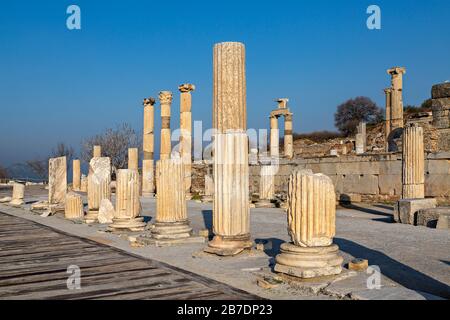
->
335, 237, 450, 299
340, 203, 395, 223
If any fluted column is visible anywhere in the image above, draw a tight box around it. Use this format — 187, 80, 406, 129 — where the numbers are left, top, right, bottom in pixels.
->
9, 183, 25, 207
284, 113, 294, 159
85, 157, 111, 223
93, 145, 102, 158
206, 41, 252, 256
109, 169, 146, 231
151, 158, 192, 239
179, 84, 195, 198
159, 91, 173, 160
142, 97, 155, 196
402, 123, 425, 199
384, 88, 392, 142
72, 159, 81, 191
65, 192, 84, 220
275, 170, 343, 278
255, 165, 276, 208
270, 115, 279, 158
387, 67, 406, 130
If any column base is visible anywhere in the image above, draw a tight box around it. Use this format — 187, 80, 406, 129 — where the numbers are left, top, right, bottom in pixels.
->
84, 210, 99, 224
151, 220, 192, 240
274, 243, 343, 279
108, 217, 146, 232
6, 199, 24, 208
204, 234, 253, 256
254, 199, 276, 208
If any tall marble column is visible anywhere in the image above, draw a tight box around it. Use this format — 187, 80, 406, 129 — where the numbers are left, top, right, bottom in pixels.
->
151, 158, 192, 239
206, 41, 252, 256
159, 91, 173, 160
72, 159, 81, 191
93, 145, 102, 158
128, 148, 138, 170
270, 115, 279, 158
275, 170, 343, 278
355, 122, 366, 154
284, 113, 294, 159
142, 97, 156, 196
85, 157, 111, 223
179, 84, 195, 198
384, 88, 392, 141
387, 67, 406, 130
109, 169, 146, 231
402, 123, 424, 199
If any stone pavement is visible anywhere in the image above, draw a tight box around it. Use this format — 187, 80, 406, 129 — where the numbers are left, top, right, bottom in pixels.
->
0, 185, 449, 300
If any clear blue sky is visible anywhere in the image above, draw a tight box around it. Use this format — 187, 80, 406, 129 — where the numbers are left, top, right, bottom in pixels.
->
1, 0, 449, 167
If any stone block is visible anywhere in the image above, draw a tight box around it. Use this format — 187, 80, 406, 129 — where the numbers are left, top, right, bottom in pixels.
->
394, 198, 437, 224
378, 174, 402, 196
425, 174, 450, 198
379, 160, 401, 175
431, 83, 450, 99
437, 212, 450, 230
342, 174, 378, 195
425, 159, 450, 175
416, 207, 450, 228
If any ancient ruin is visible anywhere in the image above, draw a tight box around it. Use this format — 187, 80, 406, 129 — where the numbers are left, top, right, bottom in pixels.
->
205, 42, 252, 256
72, 159, 81, 191
275, 170, 343, 278
85, 157, 111, 223
159, 91, 173, 160
64, 192, 84, 220
9, 183, 25, 207
179, 84, 195, 198
142, 97, 156, 196
270, 99, 294, 159
402, 123, 425, 199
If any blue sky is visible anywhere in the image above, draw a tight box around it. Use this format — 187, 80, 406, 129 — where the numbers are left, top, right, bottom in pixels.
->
0, 0, 449, 167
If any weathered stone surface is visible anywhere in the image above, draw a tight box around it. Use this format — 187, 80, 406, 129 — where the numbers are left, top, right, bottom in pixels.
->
437, 212, 450, 230
93, 145, 101, 157
348, 259, 368, 272
402, 124, 424, 199
0, 197, 12, 203
80, 174, 88, 192
72, 159, 81, 191
159, 91, 173, 160
431, 82, 450, 99
9, 183, 25, 206
98, 199, 115, 224
86, 157, 111, 223
64, 192, 84, 220
394, 198, 437, 224
142, 98, 156, 196
416, 207, 450, 228
179, 84, 195, 196
48, 157, 67, 205
128, 148, 138, 170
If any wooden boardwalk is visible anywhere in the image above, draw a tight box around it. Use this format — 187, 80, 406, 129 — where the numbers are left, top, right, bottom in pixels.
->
0, 212, 259, 300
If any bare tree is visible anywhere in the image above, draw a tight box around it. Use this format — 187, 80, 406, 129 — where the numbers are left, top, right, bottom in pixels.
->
0, 165, 8, 180
52, 142, 74, 169
25, 159, 48, 180
81, 123, 141, 173
334, 96, 383, 136
26, 142, 75, 180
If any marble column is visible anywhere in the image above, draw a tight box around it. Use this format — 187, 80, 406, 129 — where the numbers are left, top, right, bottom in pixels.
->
402, 123, 425, 199
387, 67, 406, 130
93, 145, 102, 158
65, 192, 84, 220
109, 169, 146, 231
72, 159, 81, 191
284, 113, 294, 159
206, 41, 252, 256
355, 122, 366, 155
128, 148, 138, 170
275, 170, 343, 278
159, 91, 173, 160
9, 183, 25, 207
142, 97, 156, 196
80, 174, 88, 192
151, 158, 192, 239
202, 172, 214, 202
85, 157, 111, 223
270, 115, 279, 159
49, 156, 67, 205
255, 165, 276, 208
179, 84, 195, 198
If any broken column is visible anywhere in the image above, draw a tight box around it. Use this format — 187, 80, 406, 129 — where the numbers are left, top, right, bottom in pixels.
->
402, 123, 425, 199
255, 165, 276, 208
159, 91, 173, 160
49, 156, 67, 205
431, 82, 450, 128
142, 97, 156, 196
151, 158, 193, 240
202, 171, 214, 203
9, 183, 25, 207
85, 157, 111, 223
72, 159, 81, 191
355, 122, 366, 154
284, 113, 294, 159
275, 170, 343, 278
128, 148, 138, 170
179, 84, 195, 198
387, 67, 406, 130
206, 41, 252, 256
65, 192, 84, 220
80, 174, 88, 192
109, 169, 146, 231
270, 115, 279, 158
93, 145, 102, 158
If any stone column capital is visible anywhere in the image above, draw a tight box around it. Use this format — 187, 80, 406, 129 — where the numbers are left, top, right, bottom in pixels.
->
178, 83, 196, 93
387, 66, 406, 76
276, 98, 289, 108
384, 87, 393, 94
143, 97, 156, 107
158, 91, 173, 104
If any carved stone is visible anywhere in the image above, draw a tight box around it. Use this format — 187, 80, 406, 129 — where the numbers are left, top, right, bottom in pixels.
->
275, 170, 343, 278
72, 159, 81, 191
128, 148, 138, 170
80, 174, 88, 192
142, 97, 156, 196
159, 91, 173, 160
9, 183, 25, 207
179, 84, 195, 198
93, 145, 102, 157
255, 165, 276, 208
64, 192, 84, 220
402, 123, 425, 199
85, 157, 111, 223
49, 156, 67, 205
387, 67, 406, 130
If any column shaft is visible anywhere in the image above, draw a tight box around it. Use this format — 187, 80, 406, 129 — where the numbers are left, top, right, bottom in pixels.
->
159, 91, 173, 160
142, 98, 155, 196
270, 116, 279, 158
402, 124, 424, 198
284, 114, 294, 158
